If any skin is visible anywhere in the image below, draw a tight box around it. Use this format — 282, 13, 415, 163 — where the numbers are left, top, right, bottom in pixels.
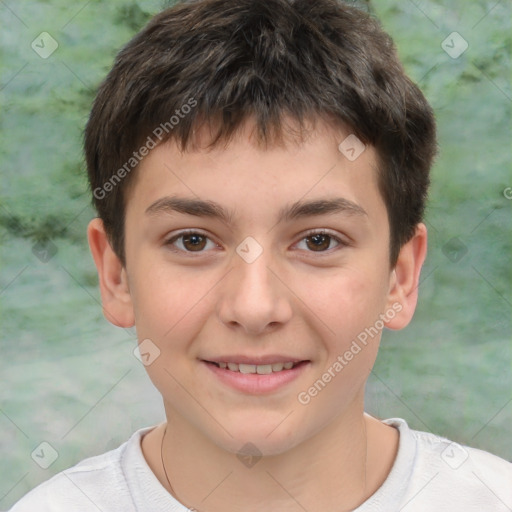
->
88, 116, 427, 511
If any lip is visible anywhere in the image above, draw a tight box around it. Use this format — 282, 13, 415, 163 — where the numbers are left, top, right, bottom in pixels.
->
201, 359, 311, 394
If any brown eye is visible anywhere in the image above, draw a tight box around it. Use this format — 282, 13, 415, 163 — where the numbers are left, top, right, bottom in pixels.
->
305, 233, 332, 251
296, 230, 345, 253
181, 233, 207, 251
166, 231, 216, 253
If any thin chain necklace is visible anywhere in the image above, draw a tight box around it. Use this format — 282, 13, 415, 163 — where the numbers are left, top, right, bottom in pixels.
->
160, 421, 368, 507
160, 425, 179, 500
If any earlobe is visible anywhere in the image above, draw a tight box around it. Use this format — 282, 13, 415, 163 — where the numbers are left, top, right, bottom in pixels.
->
87, 218, 135, 328
385, 223, 428, 330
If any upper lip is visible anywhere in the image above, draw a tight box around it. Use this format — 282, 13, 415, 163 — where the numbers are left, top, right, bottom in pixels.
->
201, 355, 309, 365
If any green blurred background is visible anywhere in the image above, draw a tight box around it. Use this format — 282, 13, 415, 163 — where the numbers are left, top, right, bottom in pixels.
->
0, 0, 510, 508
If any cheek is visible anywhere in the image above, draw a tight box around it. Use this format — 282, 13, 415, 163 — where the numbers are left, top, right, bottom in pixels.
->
129, 266, 212, 400
304, 264, 389, 346
296, 271, 385, 411
130, 260, 204, 338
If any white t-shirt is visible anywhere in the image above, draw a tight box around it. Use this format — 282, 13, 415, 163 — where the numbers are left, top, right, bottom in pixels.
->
8, 418, 512, 511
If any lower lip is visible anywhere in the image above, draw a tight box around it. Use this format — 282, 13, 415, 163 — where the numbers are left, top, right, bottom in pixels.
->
202, 361, 310, 394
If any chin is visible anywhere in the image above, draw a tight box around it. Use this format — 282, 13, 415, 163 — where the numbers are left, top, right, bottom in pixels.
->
207, 415, 306, 457
220, 433, 301, 458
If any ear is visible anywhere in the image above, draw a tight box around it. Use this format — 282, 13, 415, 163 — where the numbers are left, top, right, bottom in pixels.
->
384, 223, 428, 330
87, 218, 135, 328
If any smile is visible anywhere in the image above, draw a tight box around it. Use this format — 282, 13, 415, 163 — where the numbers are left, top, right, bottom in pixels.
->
207, 361, 301, 374
201, 359, 310, 394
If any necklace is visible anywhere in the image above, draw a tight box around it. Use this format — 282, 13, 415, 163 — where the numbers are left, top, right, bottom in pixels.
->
160, 426, 199, 511
160, 425, 179, 499
160, 420, 368, 506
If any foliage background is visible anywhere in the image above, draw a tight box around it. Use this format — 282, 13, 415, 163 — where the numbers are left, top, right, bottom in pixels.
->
0, 0, 510, 508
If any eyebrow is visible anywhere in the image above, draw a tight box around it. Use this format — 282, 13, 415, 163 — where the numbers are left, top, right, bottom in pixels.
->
145, 195, 367, 225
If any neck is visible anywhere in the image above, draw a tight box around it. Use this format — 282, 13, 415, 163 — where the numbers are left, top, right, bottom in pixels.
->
154, 405, 384, 512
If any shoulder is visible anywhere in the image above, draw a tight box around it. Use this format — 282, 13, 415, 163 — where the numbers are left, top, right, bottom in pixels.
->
384, 418, 512, 512
8, 428, 153, 512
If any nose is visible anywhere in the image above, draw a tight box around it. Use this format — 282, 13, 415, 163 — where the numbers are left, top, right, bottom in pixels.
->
216, 244, 293, 336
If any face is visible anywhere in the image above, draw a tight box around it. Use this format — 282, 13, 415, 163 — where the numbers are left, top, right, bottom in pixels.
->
114, 117, 411, 455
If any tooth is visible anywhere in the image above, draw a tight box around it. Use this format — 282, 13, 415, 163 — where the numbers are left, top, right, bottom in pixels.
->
239, 364, 256, 374
256, 364, 272, 374
221, 362, 297, 373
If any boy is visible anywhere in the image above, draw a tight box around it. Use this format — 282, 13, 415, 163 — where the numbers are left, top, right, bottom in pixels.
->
9, 0, 511, 510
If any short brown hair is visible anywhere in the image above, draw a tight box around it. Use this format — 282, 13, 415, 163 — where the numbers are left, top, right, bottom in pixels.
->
84, 0, 437, 266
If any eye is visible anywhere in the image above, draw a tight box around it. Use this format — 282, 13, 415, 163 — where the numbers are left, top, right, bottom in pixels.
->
295, 229, 346, 253
165, 230, 218, 254
165, 229, 347, 256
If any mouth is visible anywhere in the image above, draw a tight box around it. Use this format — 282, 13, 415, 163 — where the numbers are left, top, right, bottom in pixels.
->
203, 360, 307, 374
200, 358, 311, 394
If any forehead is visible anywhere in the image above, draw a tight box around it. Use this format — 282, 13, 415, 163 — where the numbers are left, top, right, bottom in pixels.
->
125, 116, 385, 226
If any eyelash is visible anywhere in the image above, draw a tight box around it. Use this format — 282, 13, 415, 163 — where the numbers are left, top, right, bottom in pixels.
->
164, 229, 348, 256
